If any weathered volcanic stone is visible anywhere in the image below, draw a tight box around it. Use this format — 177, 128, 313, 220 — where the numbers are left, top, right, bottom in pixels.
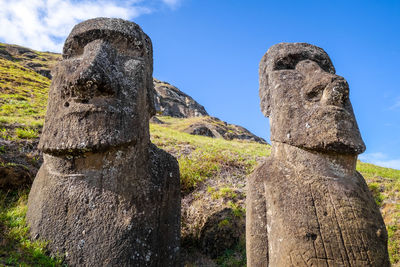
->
182, 116, 267, 144
153, 78, 208, 118
246, 43, 390, 266
26, 18, 180, 266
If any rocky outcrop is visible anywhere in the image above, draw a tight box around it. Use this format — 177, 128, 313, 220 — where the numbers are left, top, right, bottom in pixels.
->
246, 43, 389, 266
153, 78, 208, 118
152, 80, 266, 144
183, 116, 267, 144
26, 18, 180, 266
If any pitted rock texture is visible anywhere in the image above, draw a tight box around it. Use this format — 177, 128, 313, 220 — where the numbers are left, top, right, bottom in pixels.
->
259, 43, 365, 154
39, 18, 156, 154
153, 78, 208, 118
246, 43, 389, 267
26, 18, 180, 266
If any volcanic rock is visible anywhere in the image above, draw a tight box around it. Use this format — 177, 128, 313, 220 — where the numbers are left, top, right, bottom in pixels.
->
153, 78, 208, 118
246, 43, 389, 266
26, 18, 180, 266
183, 116, 267, 144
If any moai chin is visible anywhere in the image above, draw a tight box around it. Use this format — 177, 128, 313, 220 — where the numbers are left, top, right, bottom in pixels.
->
246, 43, 390, 266
26, 18, 180, 266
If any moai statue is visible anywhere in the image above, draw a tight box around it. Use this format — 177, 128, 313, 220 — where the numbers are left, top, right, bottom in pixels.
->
246, 43, 390, 267
26, 18, 180, 266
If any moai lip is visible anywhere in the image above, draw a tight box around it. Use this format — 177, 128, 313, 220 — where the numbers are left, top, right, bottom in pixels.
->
26, 18, 180, 266
246, 43, 390, 267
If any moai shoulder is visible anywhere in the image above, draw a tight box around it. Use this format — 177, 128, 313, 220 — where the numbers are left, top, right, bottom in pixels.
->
26, 18, 180, 266
246, 43, 390, 267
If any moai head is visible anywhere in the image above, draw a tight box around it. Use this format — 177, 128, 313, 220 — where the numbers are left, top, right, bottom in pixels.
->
259, 43, 365, 154
39, 18, 155, 154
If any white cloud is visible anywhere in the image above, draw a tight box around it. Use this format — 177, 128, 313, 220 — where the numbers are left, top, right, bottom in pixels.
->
0, 0, 178, 52
389, 98, 400, 110
359, 152, 400, 170
162, 0, 181, 8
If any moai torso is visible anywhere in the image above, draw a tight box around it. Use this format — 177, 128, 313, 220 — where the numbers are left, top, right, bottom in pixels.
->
26, 18, 180, 266
246, 43, 390, 267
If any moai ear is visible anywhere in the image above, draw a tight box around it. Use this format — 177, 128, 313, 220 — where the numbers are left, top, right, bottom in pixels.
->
259, 56, 271, 117
147, 78, 156, 117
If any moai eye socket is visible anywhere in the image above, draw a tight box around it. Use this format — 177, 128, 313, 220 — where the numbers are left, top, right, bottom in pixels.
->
304, 84, 324, 102
273, 54, 335, 74
274, 54, 303, 70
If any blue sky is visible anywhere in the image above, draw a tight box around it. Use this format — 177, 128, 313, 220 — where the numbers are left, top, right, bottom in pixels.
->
1, 0, 399, 169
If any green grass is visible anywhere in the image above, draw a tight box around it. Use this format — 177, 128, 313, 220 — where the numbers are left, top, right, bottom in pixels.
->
0, 128, 9, 139
228, 202, 245, 219
367, 182, 385, 206
388, 225, 400, 264
151, 119, 400, 265
0, 126, 40, 140
155, 115, 264, 143
15, 128, 39, 139
215, 238, 246, 267
0, 58, 50, 127
0, 117, 399, 265
208, 187, 238, 200
0, 42, 60, 75
356, 161, 400, 265
151, 119, 270, 193
357, 161, 400, 180
156, 115, 234, 132
0, 190, 63, 266
0, 43, 399, 265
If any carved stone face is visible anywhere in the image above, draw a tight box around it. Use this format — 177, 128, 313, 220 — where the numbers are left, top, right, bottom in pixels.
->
39, 18, 155, 155
259, 43, 365, 154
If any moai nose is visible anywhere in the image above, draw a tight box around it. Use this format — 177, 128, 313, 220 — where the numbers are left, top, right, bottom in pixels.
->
321, 77, 349, 107
71, 40, 115, 101
296, 60, 349, 106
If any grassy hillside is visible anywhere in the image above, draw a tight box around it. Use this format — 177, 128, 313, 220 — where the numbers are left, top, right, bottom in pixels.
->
0, 44, 399, 266
0, 43, 57, 141
0, 58, 48, 127
0, 43, 60, 79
